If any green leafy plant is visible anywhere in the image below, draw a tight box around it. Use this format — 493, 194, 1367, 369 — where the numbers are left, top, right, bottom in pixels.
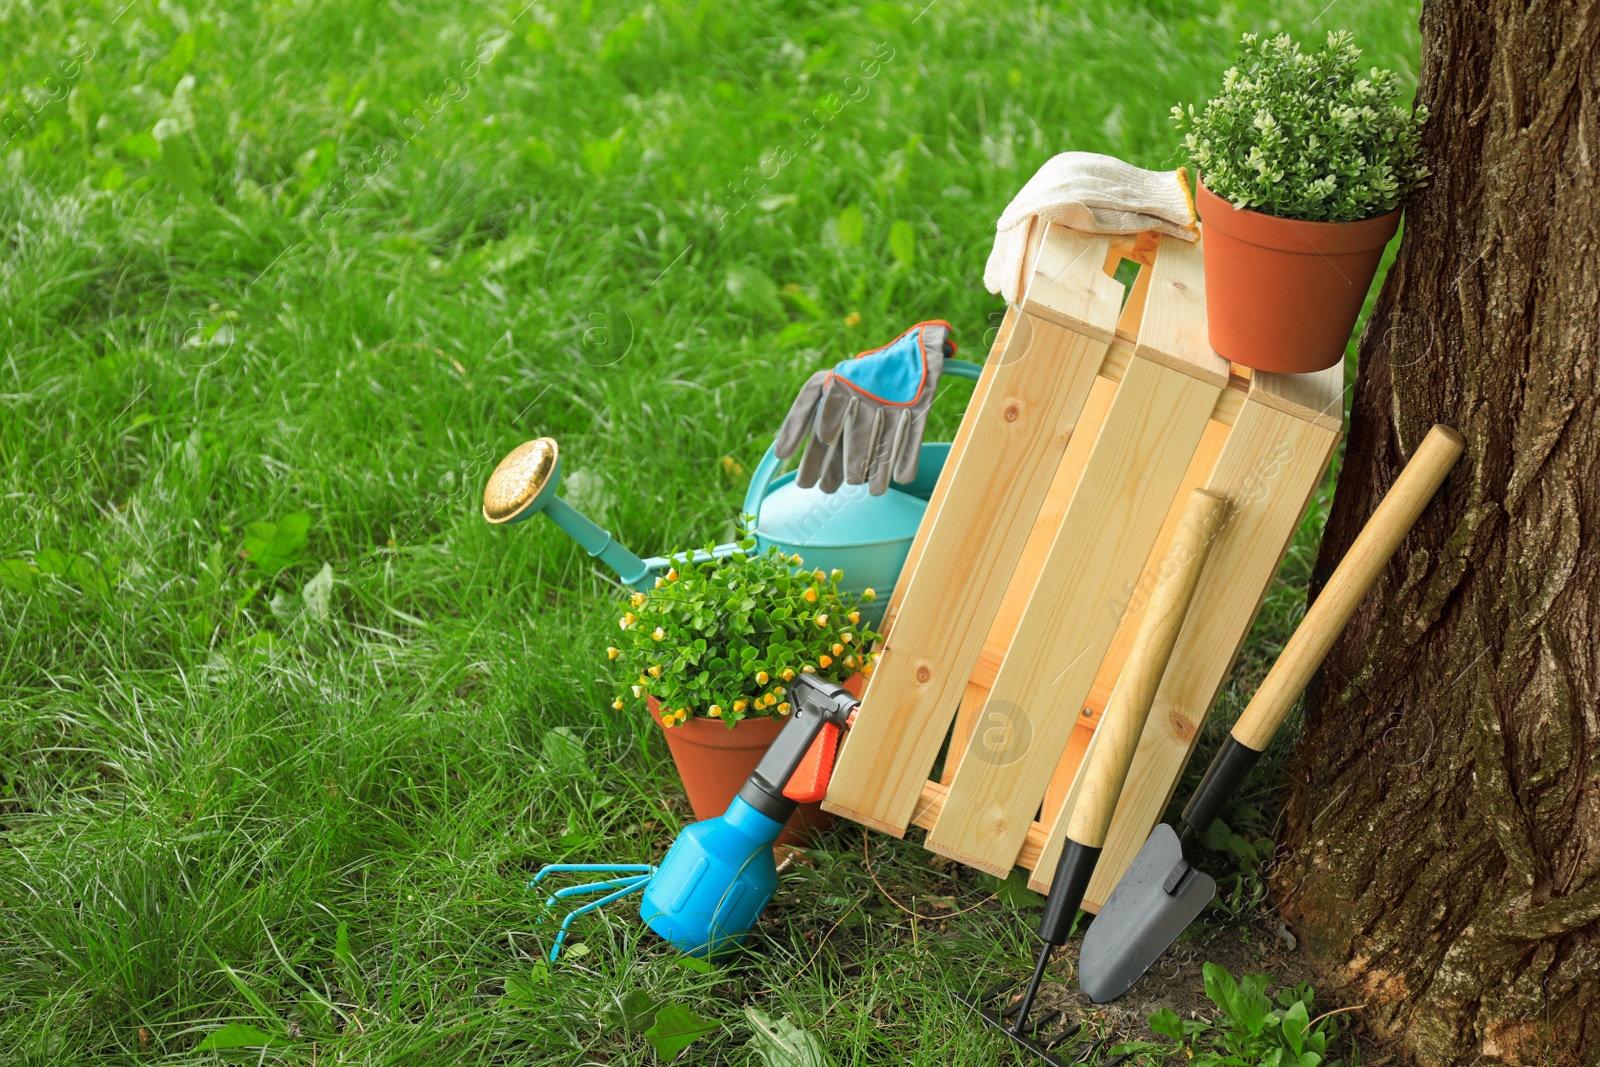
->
1173, 31, 1429, 222
1118, 963, 1357, 1067
609, 543, 880, 728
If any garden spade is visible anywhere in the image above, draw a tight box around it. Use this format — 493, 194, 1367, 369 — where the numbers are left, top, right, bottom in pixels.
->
960, 488, 1226, 1066
1078, 424, 1465, 1004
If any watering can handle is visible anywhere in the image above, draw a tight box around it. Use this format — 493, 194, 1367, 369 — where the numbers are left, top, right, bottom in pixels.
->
742, 357, 983, 517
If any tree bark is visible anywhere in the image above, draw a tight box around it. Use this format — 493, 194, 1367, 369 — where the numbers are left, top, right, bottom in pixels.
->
1274, 3, 1600, 1066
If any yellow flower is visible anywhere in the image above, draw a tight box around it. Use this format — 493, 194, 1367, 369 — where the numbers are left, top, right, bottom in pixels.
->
773, 686, 785, 698
831, 643, 844, 656
803, 587, 817, 603
612, 698, 624, 710
655, 577, 664, 589
780, 668, 795, 681
848, 611, 860, 625
666, 568, 678, 581
777, 701, 791, 714
631, 592, 647, 608
844, 311, 861, 327
709, 704, 723, 718
721, 455, 745, 478
648, 665, 663, 678
862, 588, 876, 601
756, 671, 770, 685
733, 698, 749, 712
862, 662, 875, 677
632, 684, 645, 697
830, 569, 843, 582
842, 633, 854, 644
815, 614, 828, 627
619, 613, 635, 629
819, 654, 833, 668
652, 627, 665, 641
844, 655, 857, 668
802, 664, 816, 674
790, 553, 804, 565
812, 569, 826, 581
607, 646, 621, 660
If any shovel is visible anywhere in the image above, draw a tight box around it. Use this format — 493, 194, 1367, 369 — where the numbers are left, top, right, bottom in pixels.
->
1078, 423, 1465, 1004
959, 488, 1227, 1065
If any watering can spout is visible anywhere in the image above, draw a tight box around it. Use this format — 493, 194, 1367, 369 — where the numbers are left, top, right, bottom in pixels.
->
483, 437, 654, 590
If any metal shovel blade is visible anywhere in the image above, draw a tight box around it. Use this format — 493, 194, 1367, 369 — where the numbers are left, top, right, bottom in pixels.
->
1078, 824, 1216, 1003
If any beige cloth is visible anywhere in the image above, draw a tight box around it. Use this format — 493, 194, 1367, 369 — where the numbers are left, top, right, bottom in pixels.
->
983, 152, 1199, 305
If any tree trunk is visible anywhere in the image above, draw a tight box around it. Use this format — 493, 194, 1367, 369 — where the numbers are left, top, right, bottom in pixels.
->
1274, 3, 1600, 1066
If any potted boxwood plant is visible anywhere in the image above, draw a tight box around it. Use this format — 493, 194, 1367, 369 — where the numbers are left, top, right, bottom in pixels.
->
1173, 31, 1430, 373
608, 541, 881, 842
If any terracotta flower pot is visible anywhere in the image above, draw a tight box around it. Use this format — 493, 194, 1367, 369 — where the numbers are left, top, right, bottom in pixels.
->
1197, 181, 1401, 374
647, 674, 863, 847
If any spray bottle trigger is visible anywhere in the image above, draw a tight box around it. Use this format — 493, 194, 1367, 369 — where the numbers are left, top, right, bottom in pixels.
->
782, 722, 839, 804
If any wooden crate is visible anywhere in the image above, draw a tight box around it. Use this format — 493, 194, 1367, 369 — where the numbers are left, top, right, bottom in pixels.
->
821, 221, 1343, 909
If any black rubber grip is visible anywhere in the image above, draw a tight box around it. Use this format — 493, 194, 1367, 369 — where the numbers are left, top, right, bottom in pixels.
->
1180, 735, 1263, 838
1038, 839, 1101, 945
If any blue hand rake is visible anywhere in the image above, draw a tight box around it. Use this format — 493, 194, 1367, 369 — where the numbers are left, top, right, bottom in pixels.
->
530, 864, 657, 961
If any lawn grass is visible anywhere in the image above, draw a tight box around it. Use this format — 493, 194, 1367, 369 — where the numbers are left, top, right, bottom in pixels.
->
2, 1, 1419, 1062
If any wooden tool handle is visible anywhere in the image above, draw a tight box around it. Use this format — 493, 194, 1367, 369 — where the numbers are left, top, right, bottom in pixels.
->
1231, 424, 1465, 751
1068, 489, 1229, 847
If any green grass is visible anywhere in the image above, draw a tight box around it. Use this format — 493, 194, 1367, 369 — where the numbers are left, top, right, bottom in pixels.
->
1, 1, 1419, 1062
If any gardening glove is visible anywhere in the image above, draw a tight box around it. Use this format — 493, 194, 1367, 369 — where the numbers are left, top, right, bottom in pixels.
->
984, 151, 1200, 305
773, 320, 955, 496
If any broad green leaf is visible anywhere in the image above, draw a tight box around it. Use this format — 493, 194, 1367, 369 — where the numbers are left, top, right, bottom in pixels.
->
334, 921, 355, 971
605, 990, 661, 1032
1281, 998, 1309, 1056
541, 728, 586, 774
1298, 1051, 1323, 1067
725, 264, 784, 321
194, 1023, 285, 1050
1148, 1007, 1184, 1041
888, 220, 915, 268
832, 205, 864, 247
1202, 962, 1243, 1018
984, 868, 1044, 908
643, 1003, 717, 1059
1200, 818, 1233, 852
675, 955, 715, 974
302, 562, 334, 619
744, 1007, 831, 1067
503, 965, 549, 1009
0, 560, 37, 591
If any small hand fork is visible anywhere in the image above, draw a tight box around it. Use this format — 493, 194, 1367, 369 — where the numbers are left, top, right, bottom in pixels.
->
530, 863, 657, 961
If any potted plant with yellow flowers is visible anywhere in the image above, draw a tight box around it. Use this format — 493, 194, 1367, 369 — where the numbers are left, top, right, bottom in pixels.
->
609, 540, 881, 843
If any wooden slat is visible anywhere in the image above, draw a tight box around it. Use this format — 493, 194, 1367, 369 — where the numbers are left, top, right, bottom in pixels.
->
924, 237, 1225, 874
941, 259, 1154, 781
883, 308, 1014, 634
1030, 386, 1343, 899
822, 225, 1124, 835
925, 354, 1221, 873
1131, 236, 1228, 388
1249, 362, 1345, 431
1039, 415, 1230, 822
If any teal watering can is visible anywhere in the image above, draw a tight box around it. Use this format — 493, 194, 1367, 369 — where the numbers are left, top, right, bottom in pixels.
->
482, 359, 981, 622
